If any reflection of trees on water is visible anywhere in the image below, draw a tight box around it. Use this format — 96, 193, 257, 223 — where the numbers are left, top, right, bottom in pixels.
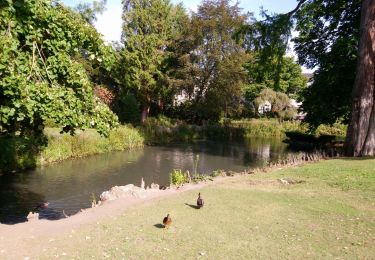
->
243, 137, 288, 167
0, 173, 45, 224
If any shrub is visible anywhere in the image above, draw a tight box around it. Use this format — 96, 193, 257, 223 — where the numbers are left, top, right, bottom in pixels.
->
117, 94, 141, 124
94, 85, 115, 106
140, 116, 203, 144
315, 123, 347, 138
169, 169, 189, 186
40, 125, 144, 164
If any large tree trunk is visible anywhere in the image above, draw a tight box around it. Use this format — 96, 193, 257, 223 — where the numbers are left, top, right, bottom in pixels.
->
141, 104, 150, 123
345, 0, 375, 156
141, 95, 151, 123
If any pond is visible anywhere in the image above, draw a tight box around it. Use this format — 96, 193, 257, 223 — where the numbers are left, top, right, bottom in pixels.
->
0, 138, 291, 224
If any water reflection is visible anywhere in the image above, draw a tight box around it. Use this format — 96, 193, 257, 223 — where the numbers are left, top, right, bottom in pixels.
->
0, 138, 290, 224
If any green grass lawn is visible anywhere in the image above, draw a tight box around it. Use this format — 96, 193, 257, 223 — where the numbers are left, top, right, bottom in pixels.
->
30, 158, 375, 259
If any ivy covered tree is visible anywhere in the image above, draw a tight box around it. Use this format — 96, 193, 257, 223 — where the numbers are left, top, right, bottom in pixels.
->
0, 0, 119, 137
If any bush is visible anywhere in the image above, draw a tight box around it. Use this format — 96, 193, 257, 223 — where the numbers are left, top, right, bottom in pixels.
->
140, 116, 203, 144
40, 125, 144, 164
169, 169, 189, 186
315, 123, 347, 138
117, 94, 141, 124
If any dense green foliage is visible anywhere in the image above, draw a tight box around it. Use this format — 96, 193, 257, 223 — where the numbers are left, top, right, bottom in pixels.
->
0, 0, 118, 137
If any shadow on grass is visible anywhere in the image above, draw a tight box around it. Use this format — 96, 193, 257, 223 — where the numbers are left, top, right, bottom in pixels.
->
184, 203, 200, 209
154, 223, 165, 229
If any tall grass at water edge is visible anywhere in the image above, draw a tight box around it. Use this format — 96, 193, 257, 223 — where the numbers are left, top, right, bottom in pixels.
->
232, 119, 347, 138
140, 116, 202, 144
140, 117, 347, 144
41, 125, 144, 164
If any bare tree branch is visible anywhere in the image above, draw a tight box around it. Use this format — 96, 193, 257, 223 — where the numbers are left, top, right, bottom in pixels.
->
285, 0, 308, 18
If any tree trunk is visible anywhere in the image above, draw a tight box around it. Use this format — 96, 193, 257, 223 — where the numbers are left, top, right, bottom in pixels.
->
345, 0, 375, 156
141, 95, 151, 123
141, 104, 150, 123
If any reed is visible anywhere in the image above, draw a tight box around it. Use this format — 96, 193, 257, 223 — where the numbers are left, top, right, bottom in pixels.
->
41, 125, 144, 165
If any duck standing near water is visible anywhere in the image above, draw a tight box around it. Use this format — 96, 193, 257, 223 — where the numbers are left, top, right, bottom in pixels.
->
197, 193, 204, 208
35, 202, 49, 211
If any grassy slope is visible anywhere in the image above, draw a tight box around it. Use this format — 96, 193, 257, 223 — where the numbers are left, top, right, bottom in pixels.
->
26, 159, 375, 259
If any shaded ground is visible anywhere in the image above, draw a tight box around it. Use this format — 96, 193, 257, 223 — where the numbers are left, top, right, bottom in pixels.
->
1, 158, 374, 259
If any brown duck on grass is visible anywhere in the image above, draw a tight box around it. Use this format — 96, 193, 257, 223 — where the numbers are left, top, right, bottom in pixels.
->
197, 192, 204, 208
163, 214, 172, 228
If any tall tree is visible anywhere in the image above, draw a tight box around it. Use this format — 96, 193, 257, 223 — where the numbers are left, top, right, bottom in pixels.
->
119, 0, 174, 122
171, 0, 249, 121
345, 0, 375, 156
74, 0, 107, 25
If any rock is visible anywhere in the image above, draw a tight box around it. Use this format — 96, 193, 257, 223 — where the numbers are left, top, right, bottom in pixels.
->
27, 212, 39, 221
150, 183, 159, 190
278, 178, 290, 185
130, 186, 147, 198
278, 178, 305, 185
100, 184, 147, 202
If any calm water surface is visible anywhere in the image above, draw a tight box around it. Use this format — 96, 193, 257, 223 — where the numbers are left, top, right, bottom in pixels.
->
0, 138, 291, 224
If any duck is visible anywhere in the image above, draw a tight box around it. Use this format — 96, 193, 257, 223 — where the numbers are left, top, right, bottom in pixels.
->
35, 202, 49, 210
197, 192, 204, 208
163, 214, 172, 228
